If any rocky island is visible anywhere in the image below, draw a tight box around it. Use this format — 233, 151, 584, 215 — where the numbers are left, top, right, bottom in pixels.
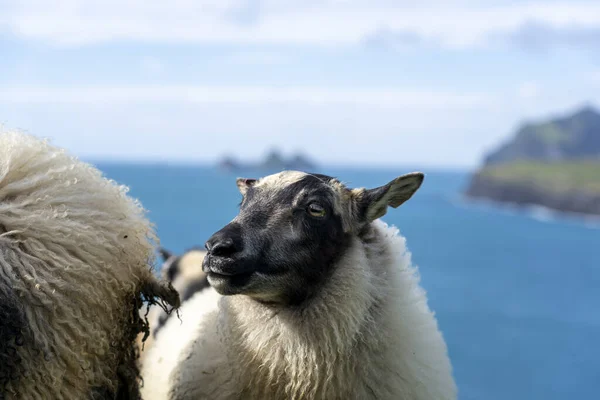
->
465, 106, 600, 216
217, 148, 317, 173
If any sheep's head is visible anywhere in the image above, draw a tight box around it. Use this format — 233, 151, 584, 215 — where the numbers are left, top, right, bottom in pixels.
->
203, 170, 424, 305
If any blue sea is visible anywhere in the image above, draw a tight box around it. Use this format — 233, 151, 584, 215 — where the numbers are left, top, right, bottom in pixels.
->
96, 163, 600, 400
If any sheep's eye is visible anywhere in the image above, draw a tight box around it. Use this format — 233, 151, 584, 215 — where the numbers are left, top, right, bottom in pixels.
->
307, 203, 326, 218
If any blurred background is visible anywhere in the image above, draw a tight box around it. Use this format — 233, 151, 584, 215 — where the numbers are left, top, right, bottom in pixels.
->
1, 1, 599, 399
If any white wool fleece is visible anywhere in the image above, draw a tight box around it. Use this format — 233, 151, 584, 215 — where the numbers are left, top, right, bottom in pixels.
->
0, 130, 179, 399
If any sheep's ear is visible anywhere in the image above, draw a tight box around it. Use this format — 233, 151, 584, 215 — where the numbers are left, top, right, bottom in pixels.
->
158, 248, 174, 262
236, 178, 257, 195
358, 172, 424, 222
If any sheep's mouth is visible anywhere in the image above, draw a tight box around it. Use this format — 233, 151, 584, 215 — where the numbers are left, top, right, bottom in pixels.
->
203, 256, 256, 294
206, 270, 255, 293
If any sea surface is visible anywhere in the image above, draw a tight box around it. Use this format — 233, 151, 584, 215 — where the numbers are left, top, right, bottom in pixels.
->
96, 162, 600, 400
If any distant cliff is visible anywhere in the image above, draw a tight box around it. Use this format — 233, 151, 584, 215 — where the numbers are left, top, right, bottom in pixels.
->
466, 106, 600, 216
483, 106, 600, 165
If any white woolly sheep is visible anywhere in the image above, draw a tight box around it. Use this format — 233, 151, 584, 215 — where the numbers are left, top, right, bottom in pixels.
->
0, 130, 179, 399
136, 247, 210, 359
140, 170, 457, 400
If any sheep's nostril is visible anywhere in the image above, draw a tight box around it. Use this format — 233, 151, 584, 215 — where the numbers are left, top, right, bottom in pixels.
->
208, 238, 236, 257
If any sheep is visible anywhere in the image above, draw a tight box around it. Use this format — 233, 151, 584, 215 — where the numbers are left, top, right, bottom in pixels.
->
157, 247, 210, 307
140, 170, 457, 400
135, 247, 210, 360
0, 130, 180, 399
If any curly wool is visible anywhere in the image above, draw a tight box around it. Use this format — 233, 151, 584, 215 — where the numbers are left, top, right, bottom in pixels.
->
141, 221, 456, 400
0, 130, 179, 399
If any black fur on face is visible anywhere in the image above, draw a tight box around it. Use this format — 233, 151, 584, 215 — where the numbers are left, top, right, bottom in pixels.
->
203, 172, 352, 306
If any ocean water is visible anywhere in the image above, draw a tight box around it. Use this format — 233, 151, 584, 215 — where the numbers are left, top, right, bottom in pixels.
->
96, 163, 600, 400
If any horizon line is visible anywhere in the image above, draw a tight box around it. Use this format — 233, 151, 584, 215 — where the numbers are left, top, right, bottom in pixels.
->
84, 157, 476, 172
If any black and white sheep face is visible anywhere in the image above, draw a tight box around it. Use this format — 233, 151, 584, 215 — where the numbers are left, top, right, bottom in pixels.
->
203, 170, 424, 305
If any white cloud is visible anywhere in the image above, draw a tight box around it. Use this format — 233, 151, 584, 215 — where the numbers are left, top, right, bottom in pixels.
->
0, 85, 491, 109
139, 56, 165, 75
218, 50, 289, 65
1, 82, 597, 167
2, 1, 600, 49
499, 19, 600, 52
517, 81, 540, 100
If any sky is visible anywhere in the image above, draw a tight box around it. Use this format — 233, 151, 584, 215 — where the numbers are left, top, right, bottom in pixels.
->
1, 0, 600, 168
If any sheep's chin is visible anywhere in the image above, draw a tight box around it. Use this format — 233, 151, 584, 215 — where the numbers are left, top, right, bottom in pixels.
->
207, 270, 289, 303
206, 270, 255, 295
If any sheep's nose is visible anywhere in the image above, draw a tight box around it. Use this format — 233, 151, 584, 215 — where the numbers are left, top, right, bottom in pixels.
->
205, 225, 242, 258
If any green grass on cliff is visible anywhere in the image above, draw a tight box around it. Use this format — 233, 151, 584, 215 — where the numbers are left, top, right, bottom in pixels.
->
479, 161, 600, 194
